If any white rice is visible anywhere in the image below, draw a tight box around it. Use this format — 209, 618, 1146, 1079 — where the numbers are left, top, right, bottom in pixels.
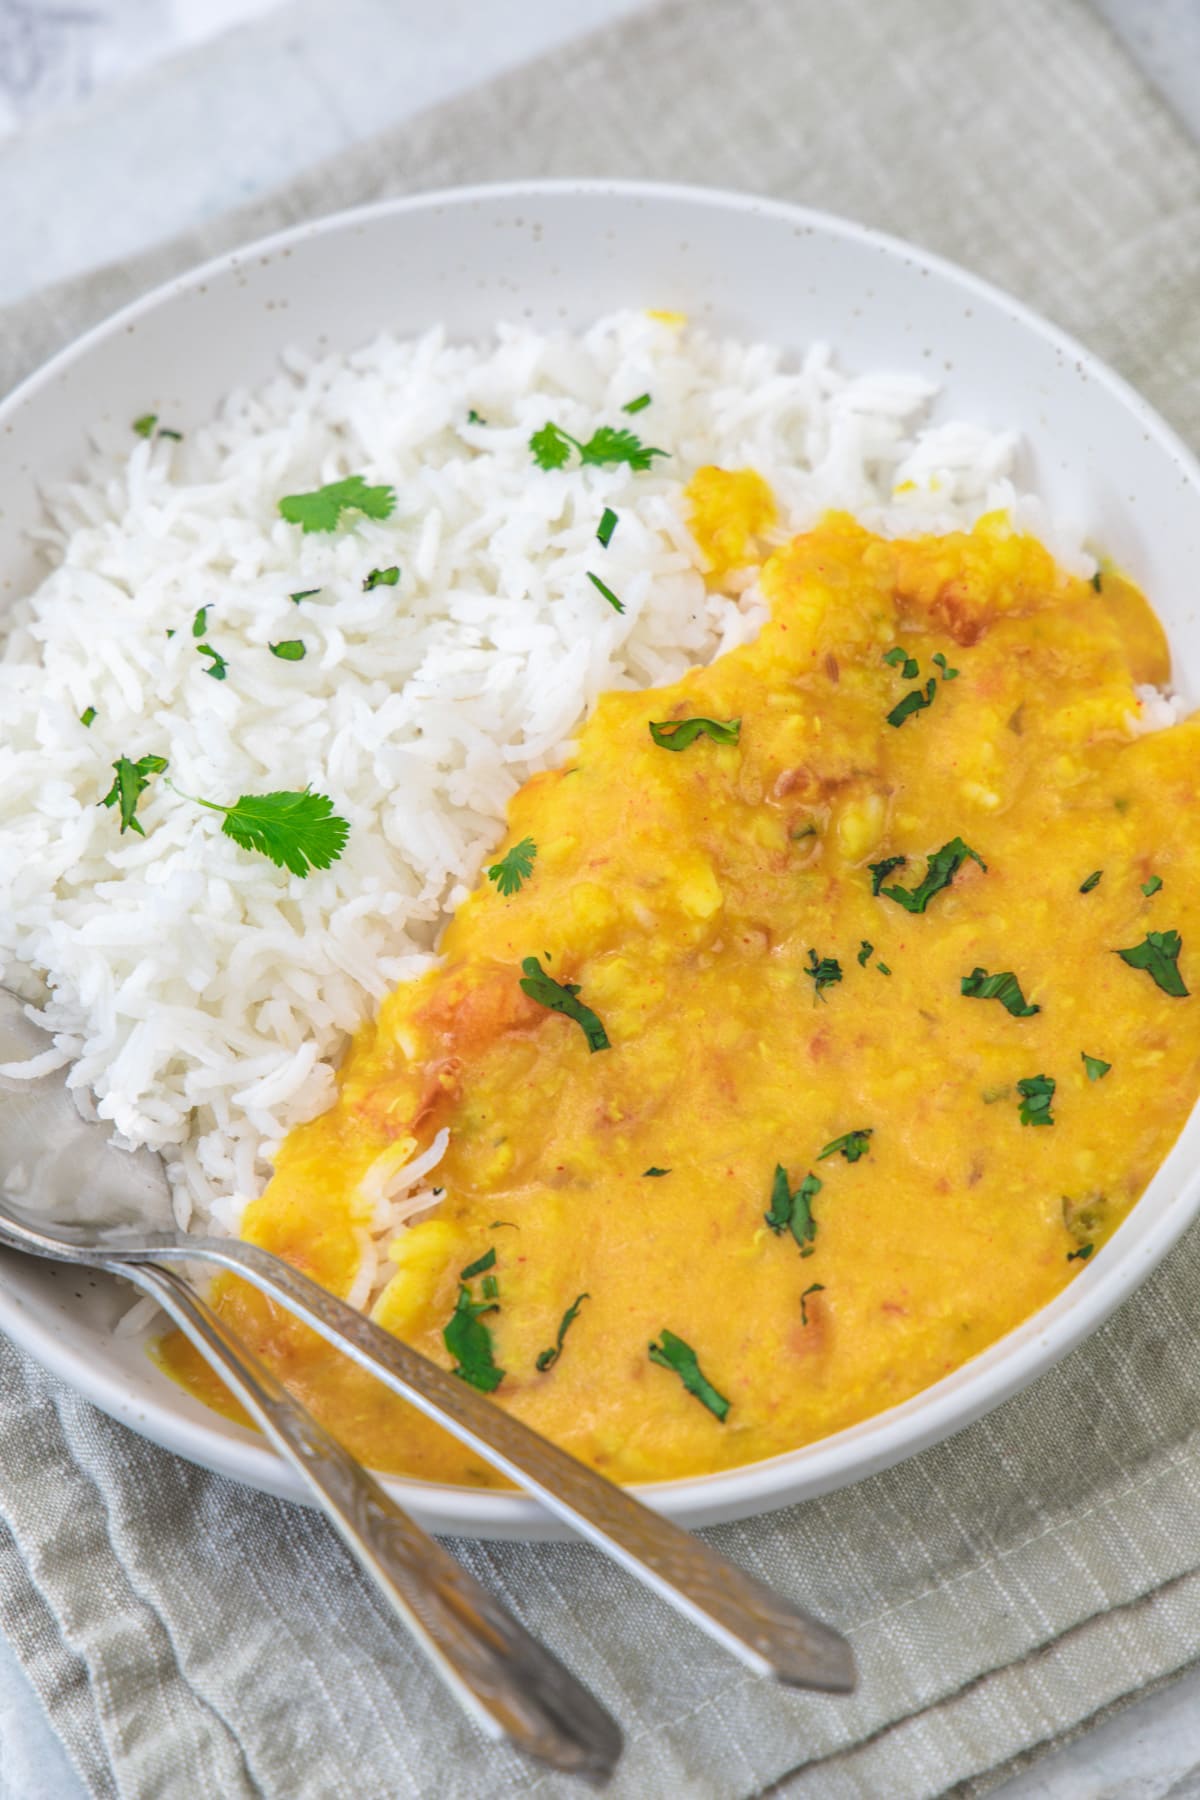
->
0, 308, 1148, 1237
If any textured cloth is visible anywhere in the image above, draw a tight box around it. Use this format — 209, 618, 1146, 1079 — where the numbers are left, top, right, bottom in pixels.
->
2, 1, 1200, 1796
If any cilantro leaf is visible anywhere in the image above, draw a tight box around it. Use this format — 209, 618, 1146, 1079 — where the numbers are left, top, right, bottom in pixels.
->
529, 420, 667, 472
764, 1165, 821, 1249
869, 855, 907, 895
1079, 870, 1103, 893
800, 1282, 825, 1327
622, 393, 651, 414
881, 837, 986, 914
487, 837, 537, 897
587, 571, 625, 614
857, 939, 873, 966
1142, 874, 1163, 897
270, 641, 306, 662
1116, 929, 1189, 996
290, 589, 321, 605
519, 956, 610, 1051
443, 1284, 504, 1392
818, 1129, 873, 1163
1091, 571, 1104, 593
644, 1167, 671, 1177
1016, 1073, 1056, 1126
1067, 1243, 1094, 1261
99, 753, 168, 835
190, 788, 350, 877
648, 1329, 729, 1422
805, 948, 842, 1003
467, 408, 486, 425
278, 474, 396, 534
363, 565, 400, 591
132, 414, 157, 438
932, 652, 959, 680
1082, 1051, 1111, 1081
961, 967, 1040, 1017
883, 646, 919, 680
597, 506, 618, 548
536, 1293, 589, 1372
195, 642, 228, 681
80, 706, 96, 728
886, 677, 937, 729
192, 606, 208, 639
460, 1247, 497, 1281
529, 422, 574, 470
876, 962, 892, 975
648, 716, 740, 751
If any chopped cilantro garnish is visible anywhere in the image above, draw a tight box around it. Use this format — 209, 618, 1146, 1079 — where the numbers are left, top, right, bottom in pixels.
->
876, 961, 892, 976
195, 643, 227, 682
1090, 571, 1103, 593
1016, 1073, 1056, 1126
290, 589, 321, 604
278, 474, 396, 534
764, 1165, 821, 1248
800, 1282, 825, 1327
961, 967, 1040, 1017
132, 414, 157, 438
1067, 1242, 1094, 1261
482, 1273, 499, 1301
869, 855, 907, 895
443, 1283, 504, 1392
460, 1247, 497, 1281
529, 421, 667, 472
622, 393, 651, 414
648, 1329, 729, 1422
362, 565, 400, 591
487, 837, 537, 897
1079, 870, 1103, 894
100, 753, 168, 835
192, 606, 208, 639
648, 716, 740, 751
1142, 874, 1163, 897
1082, 1052, 1111, 1081
536, 1293, 589, 1372
886, 677, 937, 729
269, 640, 306, 661
857, 939, 873, 966
932, 652, 959, 680
597, 506, 618, 548
467, 409, 486, 424
882, 646, 919, 680
587, 571, 625, 613
644, 1167, 671, 1177
519, 956, 610, 1051
880, 837, 986, 914
186, 787, 349, 877
818, 1129, 872, 1163
805, 949, 842, 1003
1116, 929, 1189, 997
80, 706, 96, 728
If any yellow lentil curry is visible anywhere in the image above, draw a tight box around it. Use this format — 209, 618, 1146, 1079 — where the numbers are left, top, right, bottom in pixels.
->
164, 482, 1200, 1487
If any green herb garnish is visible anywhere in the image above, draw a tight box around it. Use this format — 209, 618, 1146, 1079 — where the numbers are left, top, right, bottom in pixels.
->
1142, 874, 1163, 897
529, 421, 667, 472
644, 1167, 671, 1177
587, 571, 625, 614
883, 646, 919, 680
1082, 1052, 1111, 1081
1079, 870, 1103, 893
1016, 1073, 1056, 1126
622, 393, 651, 414
857, 940, 873, 966
467, 409, 486, 424
192, 606, 208, 639
80, 706, 96, 728
869, 855, 907, 895
932, 653, 959, 680
961, 967, 1040, 1017
536, 1293, 589, 1372
100, 753, 168, 835
487, 837, 537, 897
800, 1283, 825, 1327
187, 787, 349, 877
290, 589, 321, 604
1116, 929, 1189, 997
880, 837, 986, 914
817, 1129, 872, 1163
519, 956, 610, 1051
648, 1330, 729, 1422
805, 949, 842, 1002
764, 1165, 821, 1248
1067, 1242, 1094, 1261
278, 474, 396, 534
195, 643, 227, 682
132, 414, 157, 438
1090, 571, 1103, 593
876, 961, 892, 975
443, 1284, 504, 1392
886, 677, 937, 729
597, 507, 618, 548
648, 716, 740, 752
269, 640, 306, 661
363, 565, 400, 591
482, 1274, 499, 1300
460, 1247, 497, 1281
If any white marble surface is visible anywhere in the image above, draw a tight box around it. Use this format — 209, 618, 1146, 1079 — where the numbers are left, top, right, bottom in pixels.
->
1, 2, 1199, 1796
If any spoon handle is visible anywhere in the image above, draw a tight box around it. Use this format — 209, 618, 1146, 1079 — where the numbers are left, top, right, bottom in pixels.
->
119, 1260, 621, 1786
176, 1237, 855, 1694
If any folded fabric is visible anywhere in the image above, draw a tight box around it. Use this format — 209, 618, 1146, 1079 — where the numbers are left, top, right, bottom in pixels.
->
2, 0, 1200, 1795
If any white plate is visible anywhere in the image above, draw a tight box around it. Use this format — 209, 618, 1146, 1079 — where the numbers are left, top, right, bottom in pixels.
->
3, 180, 1199, 1541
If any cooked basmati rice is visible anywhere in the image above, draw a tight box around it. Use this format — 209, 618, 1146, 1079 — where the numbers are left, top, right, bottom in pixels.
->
0, 309, 1153, 1237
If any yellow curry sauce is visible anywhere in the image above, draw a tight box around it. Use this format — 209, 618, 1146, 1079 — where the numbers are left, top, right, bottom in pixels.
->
163, 494, 1200, 1487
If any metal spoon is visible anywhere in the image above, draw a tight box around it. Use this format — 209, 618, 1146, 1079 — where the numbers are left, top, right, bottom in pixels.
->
0, 985, 856, 1695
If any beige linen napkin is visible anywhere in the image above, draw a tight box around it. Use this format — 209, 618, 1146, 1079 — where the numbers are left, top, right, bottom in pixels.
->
2, 2, 1200, 1796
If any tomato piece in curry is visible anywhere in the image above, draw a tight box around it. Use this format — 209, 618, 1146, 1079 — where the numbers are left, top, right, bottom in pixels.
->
162, 497, 1200, 1488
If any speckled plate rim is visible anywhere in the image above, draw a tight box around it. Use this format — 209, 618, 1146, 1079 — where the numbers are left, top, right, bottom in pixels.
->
2, 178, 1199, 1541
